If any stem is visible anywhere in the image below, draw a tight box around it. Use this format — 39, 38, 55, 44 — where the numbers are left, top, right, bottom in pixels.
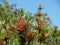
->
28, 40, 31, 45
56, 35, 57, 43
39, 28, 41, 33
20, 36, 25, 45
53, 33, 54, 42
3, 16, 7, 29
4, 37, 8, 45
40, 42, 41, 45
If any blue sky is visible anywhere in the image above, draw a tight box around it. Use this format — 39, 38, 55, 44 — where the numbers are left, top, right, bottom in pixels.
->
0, 0, 60, 29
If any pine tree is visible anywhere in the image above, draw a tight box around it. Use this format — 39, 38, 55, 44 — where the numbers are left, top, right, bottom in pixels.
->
0, 0, 60, 45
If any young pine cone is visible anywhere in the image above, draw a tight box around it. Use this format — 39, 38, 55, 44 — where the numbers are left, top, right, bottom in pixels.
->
27, 30, 34, 39
38, 20, 44, 28
10, 16, 28, 33
0, 38, 4, 45
5, 29, 10, 37
39, 32, 49, 42
38, 4, 43, 10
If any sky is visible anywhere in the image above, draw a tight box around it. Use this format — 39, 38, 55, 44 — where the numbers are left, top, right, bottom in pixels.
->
0, 0, 60, 29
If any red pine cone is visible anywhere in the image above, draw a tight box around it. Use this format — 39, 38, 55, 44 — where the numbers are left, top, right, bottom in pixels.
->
10, 16, 28, 33
39, 31, 49, 42
5, 29, 9, 37
0, 38, 4, 45
27, 30, 34, 39
38, 20, 44, 27
39, 32, 46, 39
39, 32, 47, 42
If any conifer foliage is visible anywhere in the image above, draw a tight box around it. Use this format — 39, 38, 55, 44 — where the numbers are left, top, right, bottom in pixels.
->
0, 0, 60, 45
